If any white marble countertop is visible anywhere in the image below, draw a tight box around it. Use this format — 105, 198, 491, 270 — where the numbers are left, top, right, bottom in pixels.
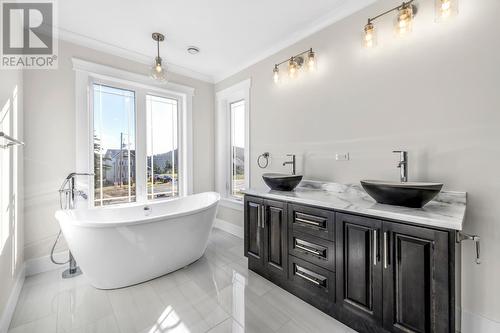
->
244, 180, 466, 230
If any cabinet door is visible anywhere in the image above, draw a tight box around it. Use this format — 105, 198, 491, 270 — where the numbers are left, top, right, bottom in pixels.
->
244, 196, 264, 271
382, 222, 450, 333
336, 213, 383, 327
263, 199, 288, 280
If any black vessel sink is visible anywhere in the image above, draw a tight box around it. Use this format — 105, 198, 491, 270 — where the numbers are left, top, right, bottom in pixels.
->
361, 180, 443, 208
263, 173, 303, 191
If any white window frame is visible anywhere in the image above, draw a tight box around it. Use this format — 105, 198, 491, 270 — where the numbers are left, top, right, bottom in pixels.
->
72, 58, 194, 207
215, 79, 251, 210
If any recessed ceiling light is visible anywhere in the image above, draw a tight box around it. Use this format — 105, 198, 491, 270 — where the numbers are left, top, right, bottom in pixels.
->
187, 46, 200, 55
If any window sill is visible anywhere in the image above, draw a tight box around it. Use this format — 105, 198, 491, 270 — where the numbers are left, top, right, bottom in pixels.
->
219, 198, 244, 211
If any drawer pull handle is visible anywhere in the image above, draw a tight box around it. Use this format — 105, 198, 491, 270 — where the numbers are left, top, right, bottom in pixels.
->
296, 271, 321, 286
294, 239, 326, 258
295, 217, 323, 227
295, 265, 327, 287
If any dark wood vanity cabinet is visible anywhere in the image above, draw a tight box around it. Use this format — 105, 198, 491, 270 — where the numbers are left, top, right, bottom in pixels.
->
244, 195, 455, 333
336, 213, 453, 333
244, 196, 288, 283
335, 213, 383, 328
382, 222, 451, 333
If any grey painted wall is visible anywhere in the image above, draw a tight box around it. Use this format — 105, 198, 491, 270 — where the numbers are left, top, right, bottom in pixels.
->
215, 0, 500, 327
23, 40, 215, 261
0, 68, 23, 320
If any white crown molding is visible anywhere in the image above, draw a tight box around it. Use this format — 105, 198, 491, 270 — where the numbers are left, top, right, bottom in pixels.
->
213, 0, 376, 83
58, 28, 215, 83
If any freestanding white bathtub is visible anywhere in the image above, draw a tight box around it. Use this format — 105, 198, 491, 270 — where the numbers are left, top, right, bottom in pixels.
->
55, 192, 220, 289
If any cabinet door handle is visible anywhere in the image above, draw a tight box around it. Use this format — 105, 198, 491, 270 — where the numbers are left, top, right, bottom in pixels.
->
373, 229, 378, 266
261, 205, 265, 229
383, 231, 389, 269
257, 204, 261, 228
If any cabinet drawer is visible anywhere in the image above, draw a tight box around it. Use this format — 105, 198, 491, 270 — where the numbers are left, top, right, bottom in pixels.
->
289, 231, 334, 271
288, 256, 335, 313
289, 204, 334, 240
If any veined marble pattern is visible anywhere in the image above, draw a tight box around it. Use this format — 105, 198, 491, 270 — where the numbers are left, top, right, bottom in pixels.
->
244, 180, 466, 230
8, 229, 356, 333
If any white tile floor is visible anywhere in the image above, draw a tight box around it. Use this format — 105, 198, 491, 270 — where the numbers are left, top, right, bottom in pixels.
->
9, 229, 356, 333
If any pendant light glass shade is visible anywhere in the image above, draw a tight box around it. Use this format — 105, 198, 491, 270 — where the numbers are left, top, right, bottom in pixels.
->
395, 5, 414, 36
435, 0, 458, 22
363, 22, 377, 48
151, 56, 166, 81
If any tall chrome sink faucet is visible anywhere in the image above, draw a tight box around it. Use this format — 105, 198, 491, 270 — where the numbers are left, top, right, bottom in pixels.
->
393, 150, 408, 182
283, 154, 296, 175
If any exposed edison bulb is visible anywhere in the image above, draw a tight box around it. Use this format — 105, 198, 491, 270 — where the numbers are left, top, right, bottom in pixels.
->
150, 57, 166, 81
395, 5, 413, 36
435, 0, 458, 22
307, 50, 316, 71
363, 22, 376, 48
273, 65, 280, 84
288, 57, 298, 79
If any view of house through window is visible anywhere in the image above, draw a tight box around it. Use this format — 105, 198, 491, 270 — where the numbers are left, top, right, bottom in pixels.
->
147, 95, 179, 199
93, 84, 136, 206
230, 100, 245, 198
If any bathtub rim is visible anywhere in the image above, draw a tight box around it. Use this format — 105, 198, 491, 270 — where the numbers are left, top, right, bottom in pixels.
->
55, 191, 220, 228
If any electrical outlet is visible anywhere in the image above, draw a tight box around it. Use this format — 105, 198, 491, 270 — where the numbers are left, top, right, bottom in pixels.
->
335, 153, 350, 161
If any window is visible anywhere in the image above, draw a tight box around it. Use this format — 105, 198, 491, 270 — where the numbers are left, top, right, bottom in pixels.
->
230, 100, 245, 198
216, 79, 250, 205
147, 95, 179, 200
73, 58, 194, 208
93, 84, 136, 206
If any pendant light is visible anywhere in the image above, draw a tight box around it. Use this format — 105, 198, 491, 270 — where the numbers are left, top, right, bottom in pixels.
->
150, 32, 166, 81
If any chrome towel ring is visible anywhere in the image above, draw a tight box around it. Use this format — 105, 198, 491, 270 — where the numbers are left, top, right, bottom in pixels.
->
257, 152, 270, 169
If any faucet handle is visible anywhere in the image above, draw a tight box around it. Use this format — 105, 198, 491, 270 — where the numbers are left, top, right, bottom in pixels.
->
392, 150, 407, 154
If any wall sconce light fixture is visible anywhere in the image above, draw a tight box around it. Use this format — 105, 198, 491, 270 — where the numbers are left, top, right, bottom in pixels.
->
364, 0, 458, 48
272, 48, 316, 83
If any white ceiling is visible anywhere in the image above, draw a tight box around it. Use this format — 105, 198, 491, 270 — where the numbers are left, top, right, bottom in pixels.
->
57, 0, 374, 82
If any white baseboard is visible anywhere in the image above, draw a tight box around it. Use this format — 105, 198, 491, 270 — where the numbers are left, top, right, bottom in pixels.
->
214, 218, 243, 239
0, 265, 25, 333
25, 251, 67, 277
461, 310, 500, 333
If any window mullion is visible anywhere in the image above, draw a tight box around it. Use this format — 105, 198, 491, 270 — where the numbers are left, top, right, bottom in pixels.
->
135, 89, 148, 203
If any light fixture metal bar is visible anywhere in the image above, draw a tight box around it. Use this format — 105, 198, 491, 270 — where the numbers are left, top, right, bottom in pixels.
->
275, 48, 313, 68
368, 0, 415, 23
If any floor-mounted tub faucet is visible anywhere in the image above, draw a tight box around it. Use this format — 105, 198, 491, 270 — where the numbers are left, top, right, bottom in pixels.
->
393, 150, 408, 182
283, 154, 296, 175
55, 172, 93, 279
